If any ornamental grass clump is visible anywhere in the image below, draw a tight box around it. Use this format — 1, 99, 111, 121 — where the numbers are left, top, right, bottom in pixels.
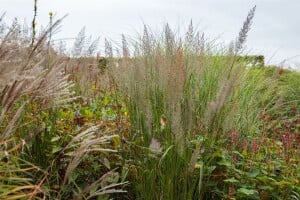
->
0, 14, 74, 199
109, 6, 279, 199
0, 13, 126, 199
0, 15, 73, 140
1, 3, 299, 199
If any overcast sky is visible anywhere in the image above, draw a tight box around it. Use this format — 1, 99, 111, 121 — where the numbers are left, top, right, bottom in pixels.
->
1, 0, 300, 67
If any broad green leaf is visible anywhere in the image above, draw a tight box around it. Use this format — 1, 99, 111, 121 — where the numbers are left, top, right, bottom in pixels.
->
121, 166, 129, 182
217, 160, 232, 167
51, 146, 62, 154
224, 178, 239, 183
51, 136, 61, 142
245, 169, 260, 178
237, 188, 259, 197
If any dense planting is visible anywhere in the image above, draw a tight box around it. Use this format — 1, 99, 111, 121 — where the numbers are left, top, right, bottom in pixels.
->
0, 6, 299, 200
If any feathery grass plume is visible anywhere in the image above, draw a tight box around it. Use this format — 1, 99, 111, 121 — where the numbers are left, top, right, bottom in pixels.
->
73, 35, 97, 56
184, 20, 204, 58
234, 5, 256, 54
71, 27, 99, 57
0, 17, 74, 139
149, 137, 162, 155
185, 20, 194, 44
0, 12, 5, 23
0, 57, 74, 130
167, 44, 187, 149
223, 5, 256, 79
0, 13, 5, 38
188, 142, 201, 175
56, 40, 67, 54
164, 23, 175, 55
86, 36, 99, 56
196, 32, 205, 56
63, 126, 118, 184
72, 27, 86, 57
201, 6, 258, 132
104, 38, 113, 60
0, 19, 22, 61
61, 125, 127, 199
76, 169, 128, 200
142, 25, 152, 55
224, 6, 256, 79
122, 34, 130, 58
